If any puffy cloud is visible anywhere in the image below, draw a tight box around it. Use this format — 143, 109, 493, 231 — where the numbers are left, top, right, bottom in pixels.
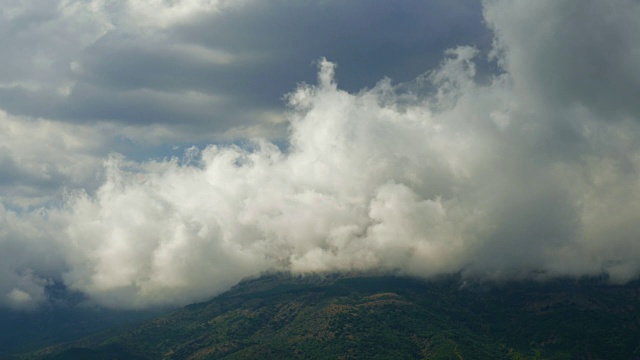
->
2, 0, 640, 309
0, 110, 110, 208
0, 204, 66, 310
59, 45, 640, 307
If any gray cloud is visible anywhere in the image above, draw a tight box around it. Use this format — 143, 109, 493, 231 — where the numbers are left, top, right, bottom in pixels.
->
2, 0, 640, 310
0, 0, 488, 139
485, 0, 640, 120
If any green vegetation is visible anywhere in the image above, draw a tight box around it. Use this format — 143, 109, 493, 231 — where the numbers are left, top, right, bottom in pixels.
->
16, 274, 640, 359
0, 304, 163, 357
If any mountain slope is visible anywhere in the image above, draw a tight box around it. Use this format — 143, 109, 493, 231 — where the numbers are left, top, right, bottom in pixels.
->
0, 290, 164, 357
24, 274, 640, 359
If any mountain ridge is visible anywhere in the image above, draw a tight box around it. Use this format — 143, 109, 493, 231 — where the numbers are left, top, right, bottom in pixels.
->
15, 273, 640, 359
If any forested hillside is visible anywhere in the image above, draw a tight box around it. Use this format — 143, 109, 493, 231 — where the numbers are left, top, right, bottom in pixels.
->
19, 274, 640, 359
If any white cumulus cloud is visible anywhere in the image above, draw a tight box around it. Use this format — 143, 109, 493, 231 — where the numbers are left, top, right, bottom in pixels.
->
1, 0, 640, 309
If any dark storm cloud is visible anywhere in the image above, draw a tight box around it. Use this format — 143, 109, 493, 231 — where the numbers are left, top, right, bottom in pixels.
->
171, 0, 489, 98
0, 0, 488, 136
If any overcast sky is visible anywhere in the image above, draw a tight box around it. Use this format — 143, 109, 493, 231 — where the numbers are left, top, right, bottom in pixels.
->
2, 0, 640, 310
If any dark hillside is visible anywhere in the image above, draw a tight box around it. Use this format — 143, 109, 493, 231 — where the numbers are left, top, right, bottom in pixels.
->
0, 294, 163, 357
20, 274, 640, 359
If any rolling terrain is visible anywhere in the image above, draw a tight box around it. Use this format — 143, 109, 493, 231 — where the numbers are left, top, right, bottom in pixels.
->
15, 274, 640, 359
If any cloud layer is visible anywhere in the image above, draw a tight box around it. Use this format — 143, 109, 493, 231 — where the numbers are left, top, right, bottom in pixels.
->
2, 0, 640, 309
0, 0, 486, 142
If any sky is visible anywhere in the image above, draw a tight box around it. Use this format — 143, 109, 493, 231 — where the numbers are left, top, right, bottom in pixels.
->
1, 0, 640, 310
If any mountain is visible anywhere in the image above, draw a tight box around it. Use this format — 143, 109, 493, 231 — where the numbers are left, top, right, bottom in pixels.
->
15, 273, 640, 359
0, 284, 165, 357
